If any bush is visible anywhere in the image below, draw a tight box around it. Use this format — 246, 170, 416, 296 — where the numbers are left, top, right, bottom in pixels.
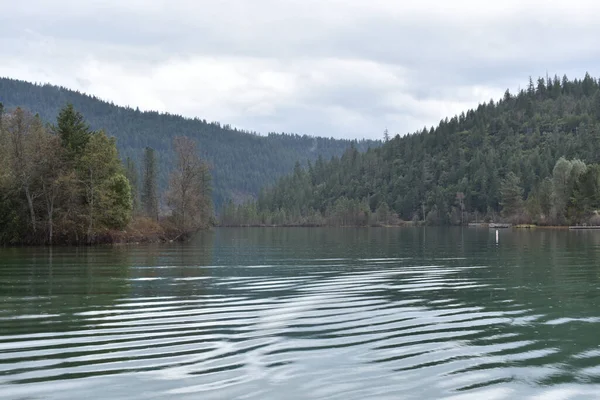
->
589, 213, 600, 226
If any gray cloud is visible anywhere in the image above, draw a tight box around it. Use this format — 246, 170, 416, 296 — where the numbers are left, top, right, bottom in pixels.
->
2, 0, 600, 139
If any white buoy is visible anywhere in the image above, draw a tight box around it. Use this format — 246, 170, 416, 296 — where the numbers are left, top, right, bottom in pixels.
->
496, 229, 499, 244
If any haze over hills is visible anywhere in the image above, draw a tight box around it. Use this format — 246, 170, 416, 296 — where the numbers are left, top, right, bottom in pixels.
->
223, 73, 600, 226
0, 77, 380, 208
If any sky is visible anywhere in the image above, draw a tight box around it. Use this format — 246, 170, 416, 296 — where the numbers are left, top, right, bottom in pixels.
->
1, 0, 600, 140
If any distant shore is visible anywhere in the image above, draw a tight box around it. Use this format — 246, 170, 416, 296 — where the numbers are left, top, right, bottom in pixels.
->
217, 223, 596, 230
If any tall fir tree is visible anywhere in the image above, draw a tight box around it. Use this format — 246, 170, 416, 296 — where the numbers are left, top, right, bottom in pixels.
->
0, 104, 135, 244
53, 103, 91, 158
500, 172, 524, 218
125, 157, 140, 215
383, 128, 390, 142
141, 147, 159, 221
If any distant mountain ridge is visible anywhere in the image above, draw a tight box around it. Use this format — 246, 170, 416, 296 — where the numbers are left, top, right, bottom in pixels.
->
0, 77, 380, 208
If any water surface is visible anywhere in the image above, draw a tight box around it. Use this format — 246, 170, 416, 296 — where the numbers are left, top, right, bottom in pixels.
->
2, 227, 600, 399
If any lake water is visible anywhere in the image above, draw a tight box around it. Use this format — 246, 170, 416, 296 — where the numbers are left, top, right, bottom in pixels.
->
2, 227, 600, 399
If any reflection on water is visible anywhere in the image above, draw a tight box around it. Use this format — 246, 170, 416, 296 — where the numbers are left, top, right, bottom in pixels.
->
2, 228, 600, 399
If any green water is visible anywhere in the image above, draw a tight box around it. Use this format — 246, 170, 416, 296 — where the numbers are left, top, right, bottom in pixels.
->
1, 227, 600, 399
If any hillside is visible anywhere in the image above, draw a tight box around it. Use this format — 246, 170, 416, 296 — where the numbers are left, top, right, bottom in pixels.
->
222, 73, 600, 226
0, 78, 379, 208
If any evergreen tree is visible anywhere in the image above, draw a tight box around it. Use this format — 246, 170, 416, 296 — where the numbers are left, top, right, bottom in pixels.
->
79, 131, 133, 239
538, 178, 553, 219
125, 157, 140, 214
383, 128, 390, 142
593, 91, 600, 120
500, 172, 524, 219
54, 103, 91, 158
0, 77, 378, 210
570, 165, 600, 222
142, 147, 159, 221
0, 104, 136, 244
220, 73, 600, 227
527, 76, 535, 96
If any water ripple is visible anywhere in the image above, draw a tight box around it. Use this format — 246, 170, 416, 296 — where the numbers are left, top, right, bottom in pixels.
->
2, 229, 600, 399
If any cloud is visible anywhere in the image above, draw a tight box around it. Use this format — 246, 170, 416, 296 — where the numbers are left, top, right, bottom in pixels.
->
1, 0, 600, 139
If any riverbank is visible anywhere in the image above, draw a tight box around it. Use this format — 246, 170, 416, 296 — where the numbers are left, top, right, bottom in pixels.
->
87, 217, 215, 245
218, 221, 412, 228
471, 223, 589, 230
218, 222, 593, 230
96, 217, 177, 244
1, 217, 209, 246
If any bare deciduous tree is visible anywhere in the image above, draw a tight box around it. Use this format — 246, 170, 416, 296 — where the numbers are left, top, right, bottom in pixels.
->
5, 108, 40, 233
167, 136, 212, 232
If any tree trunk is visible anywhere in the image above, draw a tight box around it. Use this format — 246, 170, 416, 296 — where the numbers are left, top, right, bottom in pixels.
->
48, 214, 53, 244
180, 185, 187, 232
47, 199, 54, 245
24, 185, 36, 233
43, 181, 55, 245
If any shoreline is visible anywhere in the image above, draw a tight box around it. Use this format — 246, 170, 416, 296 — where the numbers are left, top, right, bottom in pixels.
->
1, 232, 191, 247
217, 224, 587, 230
0, 217, 210, 247
5, 223, 595, 246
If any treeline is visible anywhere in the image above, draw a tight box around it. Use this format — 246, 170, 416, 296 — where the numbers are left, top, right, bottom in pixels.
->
0, 78, 379, 209
221, 73, 600, 226
0, 104, 213, 245
501, 157, 600, 225
220, 161, 400, 227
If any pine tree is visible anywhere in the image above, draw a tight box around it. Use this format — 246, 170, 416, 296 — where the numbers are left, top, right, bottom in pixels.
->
570, 165, 600, 222
562, 75, 569, 94
54, 104, 91, 158
500, 172, 524, 218
79, 131, 133, 238
527, 76, 535, 96
141, 147, 159, 221
125, 157, 140, 215
383, 128, 390, 142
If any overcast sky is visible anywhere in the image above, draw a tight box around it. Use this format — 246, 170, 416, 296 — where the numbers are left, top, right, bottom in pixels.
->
1, 0, 599, 140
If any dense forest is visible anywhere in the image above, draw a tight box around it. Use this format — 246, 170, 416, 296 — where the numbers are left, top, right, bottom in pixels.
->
0, 104, 212, 245
222, 73, 600, 227
0, 78, 379, 209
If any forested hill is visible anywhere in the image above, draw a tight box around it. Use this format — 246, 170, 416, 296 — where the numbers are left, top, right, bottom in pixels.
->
223, 73, 600, 226
0, 78, 379, 208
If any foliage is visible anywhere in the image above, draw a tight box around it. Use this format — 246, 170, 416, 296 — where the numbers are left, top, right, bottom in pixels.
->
569, 165, 600, 222
223, 73, 600, 226
53, 103, 91, 158
0, 105, 133, 244
500, 172, 525, 222
0, 78, 379, 209
125, 157, 140, 214
141, 147, 159, 221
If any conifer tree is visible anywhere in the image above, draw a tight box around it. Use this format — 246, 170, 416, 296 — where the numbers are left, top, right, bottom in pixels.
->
500, 172, 524, 218
142, 147, 159, 221
54, 103, 91, 158
125, 157, 140, 215
0, 104, 135, 244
